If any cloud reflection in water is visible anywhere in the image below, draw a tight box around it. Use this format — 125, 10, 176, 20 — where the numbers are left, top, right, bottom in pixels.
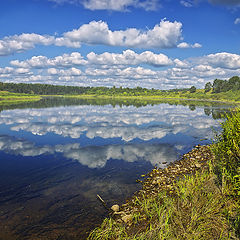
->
0, 104, 219, 143
0, 135, 178, 168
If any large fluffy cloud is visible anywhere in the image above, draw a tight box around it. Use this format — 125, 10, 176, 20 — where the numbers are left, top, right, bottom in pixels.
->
0, 20, 198, 56
63, 20, 183, 49
48, 0, 159, 11
82, 0, 159, 11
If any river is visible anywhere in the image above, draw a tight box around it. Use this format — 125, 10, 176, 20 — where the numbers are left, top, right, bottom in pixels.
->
0, 97, 234, 240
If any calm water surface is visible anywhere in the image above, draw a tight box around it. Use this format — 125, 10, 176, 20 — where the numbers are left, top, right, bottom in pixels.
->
0, 98, 233, 240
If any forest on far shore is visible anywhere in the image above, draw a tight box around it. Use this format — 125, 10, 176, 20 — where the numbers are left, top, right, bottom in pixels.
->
0, 76, 239, 96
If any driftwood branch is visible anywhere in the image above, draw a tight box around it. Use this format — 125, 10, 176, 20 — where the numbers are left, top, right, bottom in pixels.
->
96, 194, 109, 210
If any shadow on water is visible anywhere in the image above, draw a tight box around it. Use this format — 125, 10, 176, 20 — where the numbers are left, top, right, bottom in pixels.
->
0, 97, 235, 239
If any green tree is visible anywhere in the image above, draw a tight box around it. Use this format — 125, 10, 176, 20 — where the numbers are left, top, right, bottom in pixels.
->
204, 82, 212, 93
212, 79, 226, 93
227, 76, 240, 91
189, 86, 196, 93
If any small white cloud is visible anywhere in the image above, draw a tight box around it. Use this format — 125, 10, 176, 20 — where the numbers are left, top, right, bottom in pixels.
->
0, 33, 55, 56
177, 42, 190, 48
192, 43, 202, 48
15, 68, 31, 74
177, 42, 201, 48
180, 0, 194, 7
47, 68, 58, 75
64, 67, 82, 76
234, 18, 240, 24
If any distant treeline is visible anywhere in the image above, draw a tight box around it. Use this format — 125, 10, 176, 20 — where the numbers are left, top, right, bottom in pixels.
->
0, 76, 239, 95
0, 82, 164, 95
0, 82, 89, 95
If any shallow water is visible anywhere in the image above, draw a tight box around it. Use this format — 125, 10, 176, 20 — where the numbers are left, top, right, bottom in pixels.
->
0, 98, 233, 239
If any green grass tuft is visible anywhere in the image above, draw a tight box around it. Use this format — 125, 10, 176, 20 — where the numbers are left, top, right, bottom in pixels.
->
88, 170, 235, 240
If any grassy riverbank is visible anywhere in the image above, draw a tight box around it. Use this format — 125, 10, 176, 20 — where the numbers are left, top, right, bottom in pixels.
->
88, 109, 240, 240
2, 89, 240, 105
0, 91, 41, 105
63, 89, 240, 105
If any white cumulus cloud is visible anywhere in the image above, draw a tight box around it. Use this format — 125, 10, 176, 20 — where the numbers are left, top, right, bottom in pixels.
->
200, 52, 240, 69
0, 20, 198, 56
177, 42, 202, 48
0, 33, 55, 56
48, 0, 160, 11
87, 50, 172, 66
10, 50, 172, 69
63, 20, 183, 49
11, 52, 87, 68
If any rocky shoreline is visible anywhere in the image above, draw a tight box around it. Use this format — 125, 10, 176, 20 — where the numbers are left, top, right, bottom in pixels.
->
109, 145, 213, 224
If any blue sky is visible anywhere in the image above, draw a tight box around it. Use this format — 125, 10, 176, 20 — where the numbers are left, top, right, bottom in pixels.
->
0, 0, 240, 89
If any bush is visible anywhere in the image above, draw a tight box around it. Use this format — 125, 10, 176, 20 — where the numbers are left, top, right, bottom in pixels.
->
212, 108, 240, 197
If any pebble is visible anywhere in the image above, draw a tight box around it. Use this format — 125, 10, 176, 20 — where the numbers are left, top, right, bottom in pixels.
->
111, 204, 120, 212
